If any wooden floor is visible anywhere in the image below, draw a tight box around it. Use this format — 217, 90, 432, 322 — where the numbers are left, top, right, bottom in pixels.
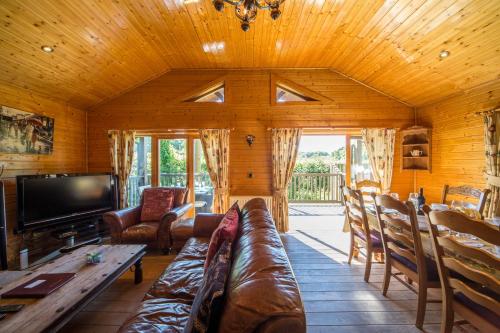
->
60, 252, 175, 333
61, 206, 478, 332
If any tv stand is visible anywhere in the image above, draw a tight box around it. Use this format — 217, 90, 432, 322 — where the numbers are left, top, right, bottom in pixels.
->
57, 230, 78, 247
60, 237, 102, 253
20, 215, 109, 270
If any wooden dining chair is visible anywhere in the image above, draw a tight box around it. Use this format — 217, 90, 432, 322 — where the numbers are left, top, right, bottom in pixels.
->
341, 186, 384, 282
425, 209, 500, 333
372, 194, 441, 329
355, 179, 382, 196
441, 185, 490, 218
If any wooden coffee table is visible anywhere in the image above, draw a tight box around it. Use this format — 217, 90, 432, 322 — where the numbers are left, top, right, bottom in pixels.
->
0, 244, 146, 333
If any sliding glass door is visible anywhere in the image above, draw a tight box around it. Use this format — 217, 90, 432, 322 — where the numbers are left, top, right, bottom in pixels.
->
193, 139, 213, 214
128, 134, 214, 216
350, 136, 373, 184
128, 136, 152, 207
159, 138, 187, 187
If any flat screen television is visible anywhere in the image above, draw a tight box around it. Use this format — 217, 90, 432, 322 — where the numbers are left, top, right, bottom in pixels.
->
16, 173, 116, 232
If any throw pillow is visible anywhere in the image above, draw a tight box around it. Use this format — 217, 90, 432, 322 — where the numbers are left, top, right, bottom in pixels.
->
184, 240, 232, 333
140, 188, 174, 222
204, 202, 240, 271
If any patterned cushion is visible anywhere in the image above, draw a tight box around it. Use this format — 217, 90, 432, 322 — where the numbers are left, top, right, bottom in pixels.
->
204, 202, 240, 271
184, 240, 232, 333
140, 188, 174, 222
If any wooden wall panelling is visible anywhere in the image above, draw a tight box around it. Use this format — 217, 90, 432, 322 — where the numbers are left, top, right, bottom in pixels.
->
87, 69, 415, 200
0, 83, 87, 266
415, 80, 500, 204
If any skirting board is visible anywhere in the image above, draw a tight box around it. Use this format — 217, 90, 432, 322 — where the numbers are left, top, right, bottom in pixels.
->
230, 196, 273, 215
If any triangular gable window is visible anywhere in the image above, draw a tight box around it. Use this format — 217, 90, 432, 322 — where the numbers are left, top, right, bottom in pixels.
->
271, 74, 334, 106
276, 85, 318, 103
184, 84, 224, 103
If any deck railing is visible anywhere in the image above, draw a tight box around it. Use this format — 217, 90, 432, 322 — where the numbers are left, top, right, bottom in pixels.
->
127, 173, 211, 207
288, 173, 345, 203
128, 172, 345, 206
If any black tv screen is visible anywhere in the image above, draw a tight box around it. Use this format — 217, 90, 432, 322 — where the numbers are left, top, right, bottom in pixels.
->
17, 174, 115, 231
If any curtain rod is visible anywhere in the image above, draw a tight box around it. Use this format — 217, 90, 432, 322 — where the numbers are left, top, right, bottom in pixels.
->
134, 128, 235, 132
475, 107, 500, 116
265, 126, 399, 130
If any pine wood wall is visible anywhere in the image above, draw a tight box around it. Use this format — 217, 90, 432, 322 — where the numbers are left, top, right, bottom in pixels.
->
0, 83, 87, 266
415, 80, 500, 203
87, 69, 415, 198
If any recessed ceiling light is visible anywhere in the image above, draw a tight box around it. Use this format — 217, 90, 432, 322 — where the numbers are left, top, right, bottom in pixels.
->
439, 50, 450, 59
41, 45, 54, 53
202, 42, 224, 54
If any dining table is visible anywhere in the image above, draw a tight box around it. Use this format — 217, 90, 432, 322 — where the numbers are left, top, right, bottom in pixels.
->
345, 201, 500, 279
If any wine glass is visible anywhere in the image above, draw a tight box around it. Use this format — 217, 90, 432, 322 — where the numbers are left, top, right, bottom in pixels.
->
408, 192, 419, 209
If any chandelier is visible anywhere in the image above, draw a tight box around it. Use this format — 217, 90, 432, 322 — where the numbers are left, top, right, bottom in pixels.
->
212, 0, 285, 32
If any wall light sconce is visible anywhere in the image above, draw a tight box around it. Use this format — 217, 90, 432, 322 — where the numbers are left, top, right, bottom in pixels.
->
246, 134, 255, 146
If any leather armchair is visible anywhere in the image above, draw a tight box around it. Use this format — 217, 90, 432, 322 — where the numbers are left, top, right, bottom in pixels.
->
103, 187, 193, 252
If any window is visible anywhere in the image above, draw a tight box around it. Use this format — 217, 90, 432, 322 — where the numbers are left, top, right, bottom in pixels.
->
193, 139, 213, 214
128, 136, 152, 207
159, 139, 187, 187
276, 85, 318, 102
184, 84, 224, 103
127, 134, 219, 215
350, 136, 373, 184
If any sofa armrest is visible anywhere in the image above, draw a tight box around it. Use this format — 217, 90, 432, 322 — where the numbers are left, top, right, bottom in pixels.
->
103, 206, 142, 243
193, 213, 225, 238
158, 203, 194, 248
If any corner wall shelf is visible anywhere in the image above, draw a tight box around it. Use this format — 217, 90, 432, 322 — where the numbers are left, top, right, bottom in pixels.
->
400, 126, 432, 172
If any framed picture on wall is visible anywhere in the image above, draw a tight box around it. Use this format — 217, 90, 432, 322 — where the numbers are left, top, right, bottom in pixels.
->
0, 105, 55, 155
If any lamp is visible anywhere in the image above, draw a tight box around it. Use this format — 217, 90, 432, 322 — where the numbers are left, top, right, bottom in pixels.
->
246, 134, 255, 146
212, 0, 285, 31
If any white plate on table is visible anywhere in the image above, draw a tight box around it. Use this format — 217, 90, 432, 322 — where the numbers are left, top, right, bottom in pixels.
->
430, 203, 449, 211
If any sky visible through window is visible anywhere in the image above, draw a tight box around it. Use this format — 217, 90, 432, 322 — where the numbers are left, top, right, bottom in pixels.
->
298, 135, 345, 152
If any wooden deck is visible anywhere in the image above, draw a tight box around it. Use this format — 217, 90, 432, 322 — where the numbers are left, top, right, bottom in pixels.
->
61, 206, 478, 332
285, 205, 477, 333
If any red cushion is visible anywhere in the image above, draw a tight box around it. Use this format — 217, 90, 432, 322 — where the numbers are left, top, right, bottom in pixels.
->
140, 188, 174, 222
204, 203, 240, 271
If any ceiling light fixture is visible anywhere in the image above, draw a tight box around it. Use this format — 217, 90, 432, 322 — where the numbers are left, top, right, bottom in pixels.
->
41, 45, 54, 53
202, 42, 225, 53
212, 0, 285, 32
439, 50, 450, 59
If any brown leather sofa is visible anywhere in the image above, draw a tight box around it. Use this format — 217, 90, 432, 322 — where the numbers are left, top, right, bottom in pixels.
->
118, 198, 306, 333
103, 187, 192, 252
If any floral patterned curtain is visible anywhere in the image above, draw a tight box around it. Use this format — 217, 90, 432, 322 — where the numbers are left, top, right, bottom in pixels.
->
272, 128, 302, 232
108, 130, 136, 209
483, 112, 500, 218
361, 128, 396, 194
199, 129, 230, 213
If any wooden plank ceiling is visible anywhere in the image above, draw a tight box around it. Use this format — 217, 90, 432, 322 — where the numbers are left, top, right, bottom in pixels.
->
0, 0, 499, 109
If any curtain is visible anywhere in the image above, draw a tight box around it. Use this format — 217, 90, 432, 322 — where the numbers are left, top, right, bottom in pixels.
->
483, 112, 500, 218
108, 130, 136, 209
361, 128, 396, 194
272, 128, 302, 232
200, 129, 230, 213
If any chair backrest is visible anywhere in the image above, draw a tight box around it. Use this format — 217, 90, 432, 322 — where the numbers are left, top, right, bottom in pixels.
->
341, 186, 371, 244
140, 187, 189, 208
372, 194, 428, 279
425, 209, 500, 317
356, 179, 382, 201
441, 185, 490, 217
